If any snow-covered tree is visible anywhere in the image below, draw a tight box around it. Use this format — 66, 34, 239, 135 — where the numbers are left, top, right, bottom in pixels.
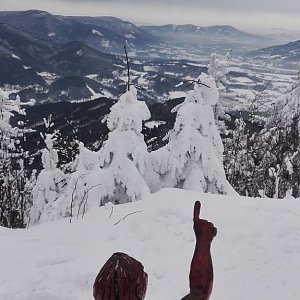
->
30, 116, 65, 223
254, 113, 300, 198
61, 142, 102, 221
0, 88, 35, 228
153, 73, 235, 195
224, 118, 257, 196
97, 86, 159, 205
207, 52, 233, 132
28, 85, 160, 223
270, 69, 300, 129
208, 52, 230, 93
248, 71, 300, 198
30, 141, 102, 223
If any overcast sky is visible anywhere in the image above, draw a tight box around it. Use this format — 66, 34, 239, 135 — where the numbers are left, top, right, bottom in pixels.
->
1, 0, 300, 32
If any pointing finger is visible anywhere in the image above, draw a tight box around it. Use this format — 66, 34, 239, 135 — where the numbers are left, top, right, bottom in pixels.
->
193, 201, 201, 221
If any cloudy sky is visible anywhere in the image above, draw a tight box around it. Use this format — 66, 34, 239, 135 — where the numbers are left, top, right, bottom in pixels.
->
1, 0, 300, 32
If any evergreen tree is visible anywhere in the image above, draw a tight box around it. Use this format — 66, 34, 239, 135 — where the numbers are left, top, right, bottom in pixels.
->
207, 52, 232, 131
153, 73, 235, 194
98, 86, 159, 205
224, 118, 257, 196
30, 116, 65, 223
208, 52, 230, 95
253, 71, 300, 198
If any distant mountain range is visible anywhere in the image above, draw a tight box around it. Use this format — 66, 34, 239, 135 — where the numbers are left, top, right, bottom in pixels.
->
144, 24, 285, 57
0, 22, 128, 102
0, 9, 299, 104
0, 22, 123, 75
141, 24, 269, 44
0, 10, 273, 54
249, 39, 300, 68
0, 10, 158, 54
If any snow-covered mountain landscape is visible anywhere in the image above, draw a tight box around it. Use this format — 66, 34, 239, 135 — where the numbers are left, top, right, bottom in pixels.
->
0, 10, 298, 108
1, 3, 300, 300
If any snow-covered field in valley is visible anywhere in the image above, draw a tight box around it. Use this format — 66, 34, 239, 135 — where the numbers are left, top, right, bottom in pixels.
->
1, 188, 300, 300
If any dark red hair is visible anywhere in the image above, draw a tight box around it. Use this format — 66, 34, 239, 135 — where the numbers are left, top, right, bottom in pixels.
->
93, 252, 148, 300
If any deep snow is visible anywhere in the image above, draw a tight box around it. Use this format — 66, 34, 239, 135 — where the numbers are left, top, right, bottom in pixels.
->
1, 188, 300, 300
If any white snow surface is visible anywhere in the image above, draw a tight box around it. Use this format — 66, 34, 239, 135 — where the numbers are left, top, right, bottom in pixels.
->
92, 29, 103, 37
11, 53, 21, 60
1, 188, 300, 300
125, 33, 135, 39
169, 91, 187, 99
144, 120, 166, 129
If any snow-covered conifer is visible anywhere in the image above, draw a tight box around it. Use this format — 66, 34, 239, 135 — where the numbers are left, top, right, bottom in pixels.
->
208, 52, 230, 91
253, 72, 300, 198
30, 141, 102, 223
153, 73, 235, 194
207, 52, 233, 131
224, 118, 256, 196
30, 116, 65, 223
98, 86, 159, 205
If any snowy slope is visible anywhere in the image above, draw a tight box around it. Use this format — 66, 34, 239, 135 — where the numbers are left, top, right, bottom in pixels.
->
1, 188, 300, 300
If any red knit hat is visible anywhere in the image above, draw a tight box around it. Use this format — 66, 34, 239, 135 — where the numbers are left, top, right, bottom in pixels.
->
93, 252, 148, 300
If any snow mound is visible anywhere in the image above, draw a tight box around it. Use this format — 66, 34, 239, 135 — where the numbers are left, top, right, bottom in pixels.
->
1, 188, 300, 300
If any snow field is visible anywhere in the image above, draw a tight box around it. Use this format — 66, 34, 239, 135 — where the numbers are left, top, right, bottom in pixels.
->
1, 188, 300, 300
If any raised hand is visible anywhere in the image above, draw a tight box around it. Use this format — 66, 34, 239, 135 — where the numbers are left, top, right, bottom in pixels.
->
193, 201, 217, 244
182, 201, 217, 300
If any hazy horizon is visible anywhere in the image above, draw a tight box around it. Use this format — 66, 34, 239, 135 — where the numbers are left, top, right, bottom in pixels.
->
1, 0, 300, 34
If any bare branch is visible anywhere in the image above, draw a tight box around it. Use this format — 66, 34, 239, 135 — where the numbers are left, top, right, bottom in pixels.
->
124, 45, 130, 91
69, 173, 89, 223
122, 46, 146, 93
109, 206, 114, 219
81, 183, 103, 219
183, 79, 211, 89
114, 210, 144, 225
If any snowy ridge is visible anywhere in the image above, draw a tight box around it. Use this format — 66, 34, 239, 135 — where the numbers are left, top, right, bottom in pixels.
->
1, 188, 300, 299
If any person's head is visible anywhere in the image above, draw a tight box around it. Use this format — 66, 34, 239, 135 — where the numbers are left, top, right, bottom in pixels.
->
93, 252, 148, 300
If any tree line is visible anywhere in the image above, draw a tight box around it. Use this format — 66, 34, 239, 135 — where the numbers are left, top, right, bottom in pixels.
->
1, 53, 300, 228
